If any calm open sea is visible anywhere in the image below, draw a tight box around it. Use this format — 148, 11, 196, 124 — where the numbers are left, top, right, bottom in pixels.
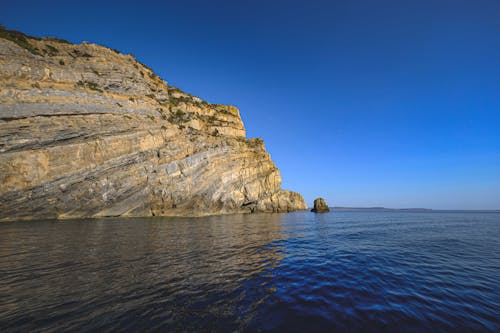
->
0, 210, 498, 332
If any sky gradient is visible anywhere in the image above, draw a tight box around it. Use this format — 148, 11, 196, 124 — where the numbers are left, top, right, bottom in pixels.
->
3, 0, 500, 209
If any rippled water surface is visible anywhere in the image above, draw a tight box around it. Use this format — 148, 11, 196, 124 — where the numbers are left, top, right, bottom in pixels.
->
1, 211, 499, 332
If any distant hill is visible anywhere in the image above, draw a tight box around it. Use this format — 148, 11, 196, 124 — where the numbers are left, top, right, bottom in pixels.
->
331, 207, 500, 212
332, 207, 433, 212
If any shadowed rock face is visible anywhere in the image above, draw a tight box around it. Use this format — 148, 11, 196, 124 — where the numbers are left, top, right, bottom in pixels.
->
0, 28, 307, 221
311, 198, 330, 213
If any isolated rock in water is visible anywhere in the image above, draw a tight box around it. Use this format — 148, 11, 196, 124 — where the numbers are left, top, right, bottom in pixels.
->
311, 198, 330, 212
0, 27, 307, 221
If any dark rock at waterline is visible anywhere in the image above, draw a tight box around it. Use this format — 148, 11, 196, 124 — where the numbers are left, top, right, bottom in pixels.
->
311, 198, 330, 213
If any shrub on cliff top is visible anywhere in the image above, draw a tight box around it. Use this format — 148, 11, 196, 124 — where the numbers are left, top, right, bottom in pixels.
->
42, 36, 70, 44
44, 44, 59, 56
72, 49, 93, 58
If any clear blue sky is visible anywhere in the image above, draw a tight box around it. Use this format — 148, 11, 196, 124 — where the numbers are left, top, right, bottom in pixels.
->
3, 0, 500, 209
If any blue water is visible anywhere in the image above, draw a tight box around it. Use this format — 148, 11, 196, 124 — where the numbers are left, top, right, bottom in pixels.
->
0, 211, 499, 332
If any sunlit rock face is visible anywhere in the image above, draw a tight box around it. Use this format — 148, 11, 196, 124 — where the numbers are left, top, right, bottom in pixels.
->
0, 28, 306, 221
311, 198, 330, 213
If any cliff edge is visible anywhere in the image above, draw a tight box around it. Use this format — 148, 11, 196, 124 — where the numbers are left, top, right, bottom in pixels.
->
0, 27, 306, 221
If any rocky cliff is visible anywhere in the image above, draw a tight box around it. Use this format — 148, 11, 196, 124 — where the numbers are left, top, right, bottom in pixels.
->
0, 27, 306, 222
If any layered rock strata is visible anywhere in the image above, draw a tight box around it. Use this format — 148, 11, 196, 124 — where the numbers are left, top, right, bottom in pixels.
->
0, 27, 306, 221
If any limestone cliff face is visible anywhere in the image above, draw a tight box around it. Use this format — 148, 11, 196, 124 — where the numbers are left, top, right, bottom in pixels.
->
0, 28, 306, 221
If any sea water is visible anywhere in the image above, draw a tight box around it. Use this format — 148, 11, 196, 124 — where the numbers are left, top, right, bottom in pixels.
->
0, 210, 498, 332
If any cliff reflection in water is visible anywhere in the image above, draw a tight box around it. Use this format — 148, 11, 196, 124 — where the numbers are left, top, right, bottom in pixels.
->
2, 211, 499, 332
0, 214, 287, 332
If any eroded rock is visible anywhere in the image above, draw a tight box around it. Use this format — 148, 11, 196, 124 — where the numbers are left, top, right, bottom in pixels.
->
311, 198, 330, 213
0, 27, 306, 221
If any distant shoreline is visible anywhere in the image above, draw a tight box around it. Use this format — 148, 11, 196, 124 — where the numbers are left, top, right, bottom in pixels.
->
330, 207, 500, 212
333, 207, 432, 211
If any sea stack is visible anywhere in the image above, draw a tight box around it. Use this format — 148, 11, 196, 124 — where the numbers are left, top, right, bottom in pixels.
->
311, 198, 330, 213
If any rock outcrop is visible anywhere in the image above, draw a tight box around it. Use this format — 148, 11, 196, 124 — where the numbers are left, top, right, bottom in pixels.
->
311, 198, 330, 213
0, 27, 307, 221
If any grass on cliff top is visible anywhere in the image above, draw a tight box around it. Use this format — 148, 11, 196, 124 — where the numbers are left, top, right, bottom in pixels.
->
167, 85, 211, 107
0, 24, 71, 56
0, 24, 42, 56
167, 86, 239, 115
